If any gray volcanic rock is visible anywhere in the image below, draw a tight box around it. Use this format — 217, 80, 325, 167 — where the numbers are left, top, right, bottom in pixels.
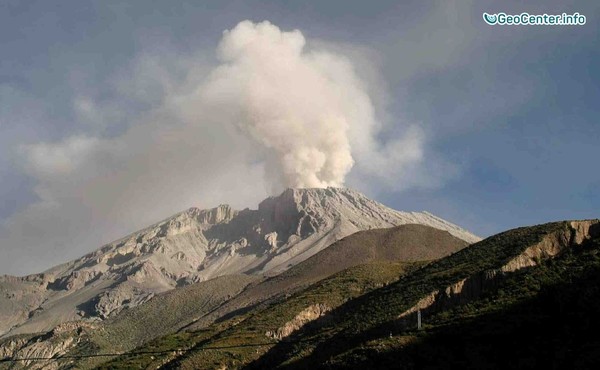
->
0, 187, 479, 337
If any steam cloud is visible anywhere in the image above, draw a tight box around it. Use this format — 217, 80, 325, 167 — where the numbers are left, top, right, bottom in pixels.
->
202, 21, 356, 188
201, 21, 432, 191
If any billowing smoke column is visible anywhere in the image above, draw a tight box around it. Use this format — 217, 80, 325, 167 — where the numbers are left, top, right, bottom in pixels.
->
203, 21, 357, 189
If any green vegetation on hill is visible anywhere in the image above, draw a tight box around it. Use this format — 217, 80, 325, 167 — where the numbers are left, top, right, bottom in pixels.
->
96, 220, 598, 369
98, 261, 420, 369
69, 274, 258, 369
318, 237, 600, 369
248, 221, 600, 369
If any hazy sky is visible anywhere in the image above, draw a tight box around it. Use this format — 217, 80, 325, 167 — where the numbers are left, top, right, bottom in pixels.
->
1, 0, 599, 276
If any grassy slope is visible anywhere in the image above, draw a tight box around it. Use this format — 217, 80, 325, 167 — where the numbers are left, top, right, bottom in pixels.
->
71, 274, 259, 368
248, 221, 600, 369
95, 274, 258, 348
320, 237, 600, 369
98, 261, 421, 369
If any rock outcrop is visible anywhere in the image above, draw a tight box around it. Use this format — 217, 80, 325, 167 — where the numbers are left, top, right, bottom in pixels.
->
0, 322, 96, 370
396, 220, 600, 326
266, 304, 331, 340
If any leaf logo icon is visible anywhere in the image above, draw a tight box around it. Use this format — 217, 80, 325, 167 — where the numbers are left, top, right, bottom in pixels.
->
483, 13, 498, 25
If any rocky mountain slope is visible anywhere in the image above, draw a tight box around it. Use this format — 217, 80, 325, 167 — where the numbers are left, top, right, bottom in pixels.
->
95, 219, 599, 369
0, 187, 478, 338
0, 223, 469, 368
184, 223, 469, 332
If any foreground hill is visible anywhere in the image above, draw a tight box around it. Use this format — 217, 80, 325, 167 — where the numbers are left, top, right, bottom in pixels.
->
97, 219, 598, 369
0, 223, 468, 368
0, 188, 478, 338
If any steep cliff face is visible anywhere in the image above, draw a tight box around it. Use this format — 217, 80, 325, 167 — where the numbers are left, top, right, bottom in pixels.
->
396, 220, 600, 325
0, 188, 478, 338
266, 303, 331, 340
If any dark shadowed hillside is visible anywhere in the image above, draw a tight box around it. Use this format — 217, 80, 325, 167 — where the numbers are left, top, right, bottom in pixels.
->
246, 220, 600, 369
95, 220, 599, 370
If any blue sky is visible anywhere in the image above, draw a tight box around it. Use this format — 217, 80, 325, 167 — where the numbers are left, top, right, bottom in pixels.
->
1, 0, 599, 275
